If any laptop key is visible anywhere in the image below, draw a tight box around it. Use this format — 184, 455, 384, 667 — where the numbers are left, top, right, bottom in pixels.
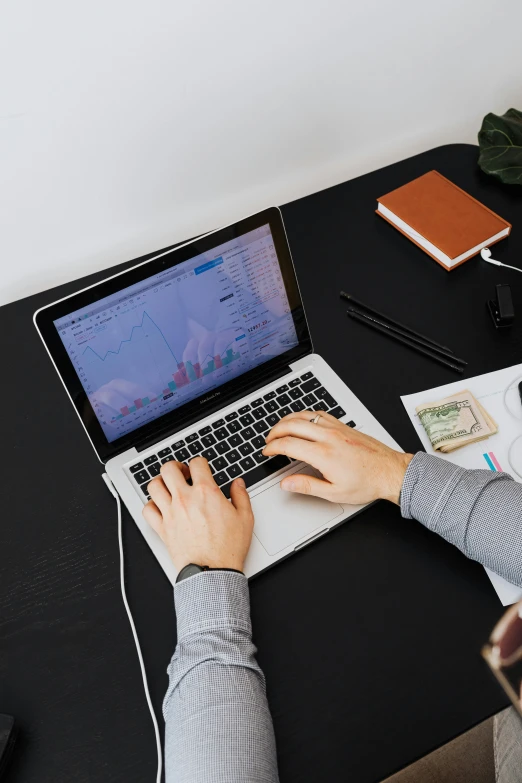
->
186, 433, 199, 443
225, 411, 238, 421
290, 400, 305, 412
240, 456, 256, 471
251, 398, 264, 407
313, 401, 329, 412
266, 413, 279, 428
149, 463, 161, 477
130, 462, 144, 473
228, 433, 243, 448
212, 419, 226, 429
347, 420, 356, 428
227, 420, 241, 433
158, 447, 172, 458
202, 447, 217, 461
227, 464, 242, 479
161, 455, 175, 464
241, 426, 256, 440
172, 439, 185, 450
175, 447, 190, 461
215, 440, 231, 454
302, 392, 317, 407
220, 454, 291, 498
263, 391, 276, 401
214, 427, 229, 441
201, 434, 217, 447
289, 378, 301, 387
276, 393, 291, 407
134, 470, 150, 484
239, 413, 254, 427
276, 384, 289, 394
315, 387, 337, 408
144, 455, 159, 466
301, 377, 321, 393
252, 406, 266, 420
329, 406, 346, 419
188, 441, 204, 455
238, 405, 251, 414
252, 435, 265, 450
213, 456, 228, 471
264, 400, 278, 413
278, 406, 291, 418
253, 419, 269, 433
301, 371, 314, 381
141, 484, 151, 496
289, 387, 303, 400
226, 449, 241, 464
239, 442, 254, 456
198, 426, 212, 436
253, 450, 268, 464
214, 471, 229, 486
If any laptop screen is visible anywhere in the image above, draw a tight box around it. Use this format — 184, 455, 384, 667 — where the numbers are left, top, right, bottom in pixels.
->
53, 224, 299, 444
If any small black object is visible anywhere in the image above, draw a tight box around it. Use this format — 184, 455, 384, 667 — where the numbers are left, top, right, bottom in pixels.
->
0, 714, 17, 779
488, 284, 514, 328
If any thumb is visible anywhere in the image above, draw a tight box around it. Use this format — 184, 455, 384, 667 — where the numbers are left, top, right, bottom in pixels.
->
280, 473, 333, 500
229, 477, 253, 516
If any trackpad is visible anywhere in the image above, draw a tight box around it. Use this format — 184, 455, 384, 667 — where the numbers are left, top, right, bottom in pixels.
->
251, 467, 344, 555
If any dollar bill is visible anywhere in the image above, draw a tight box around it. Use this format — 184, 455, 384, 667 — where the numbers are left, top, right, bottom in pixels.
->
416, 390, 498, 453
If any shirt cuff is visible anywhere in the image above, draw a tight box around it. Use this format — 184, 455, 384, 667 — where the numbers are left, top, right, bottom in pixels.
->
399, 451, 465, 529
174, 570, 251, 641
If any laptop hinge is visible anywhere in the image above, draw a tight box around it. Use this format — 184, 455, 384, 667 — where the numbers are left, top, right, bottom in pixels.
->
135, 363, 294, 453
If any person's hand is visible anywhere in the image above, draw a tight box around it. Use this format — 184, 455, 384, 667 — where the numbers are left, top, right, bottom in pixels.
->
142, 457, 254, 572
263, 410, 413, 505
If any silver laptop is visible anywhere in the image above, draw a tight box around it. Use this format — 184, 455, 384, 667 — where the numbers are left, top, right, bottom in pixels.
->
34, 208, 400, 583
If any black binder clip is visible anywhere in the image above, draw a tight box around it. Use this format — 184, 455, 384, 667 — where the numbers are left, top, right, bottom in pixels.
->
488, 284, 514, 328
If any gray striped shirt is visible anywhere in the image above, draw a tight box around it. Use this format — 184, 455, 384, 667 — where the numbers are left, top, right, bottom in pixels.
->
164, 453, 522, 782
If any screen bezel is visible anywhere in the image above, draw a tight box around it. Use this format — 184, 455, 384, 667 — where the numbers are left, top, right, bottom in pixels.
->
34, 207, 312, 463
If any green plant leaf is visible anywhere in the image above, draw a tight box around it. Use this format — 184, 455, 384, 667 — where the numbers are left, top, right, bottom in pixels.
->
478, 108, 522, 185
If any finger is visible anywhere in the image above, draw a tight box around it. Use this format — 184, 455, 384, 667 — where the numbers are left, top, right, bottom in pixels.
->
148, 477, 172, 514
276, 409, 342, 430
280, 472, 334, 500
265, 416, 333, 445
229, 477, 253, 518
142, 499, 164, 535
263, 435, 323, 464
188, 456, 215, 485
160, 460, 190, 495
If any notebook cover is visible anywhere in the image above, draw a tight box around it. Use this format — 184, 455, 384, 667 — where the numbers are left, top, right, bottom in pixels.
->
376, 170, 511, 265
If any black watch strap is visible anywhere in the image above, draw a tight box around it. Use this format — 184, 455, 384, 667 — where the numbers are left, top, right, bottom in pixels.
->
176, 564, 244, 583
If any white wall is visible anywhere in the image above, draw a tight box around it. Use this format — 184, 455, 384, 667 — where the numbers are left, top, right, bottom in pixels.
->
1, 0, 521, 306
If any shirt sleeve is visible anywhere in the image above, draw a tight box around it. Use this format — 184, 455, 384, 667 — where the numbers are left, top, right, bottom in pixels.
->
400, 451, 522, 587
163, 570, 279, 783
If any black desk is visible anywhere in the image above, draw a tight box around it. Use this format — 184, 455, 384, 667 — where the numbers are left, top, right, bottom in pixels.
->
1, 144, 521, 783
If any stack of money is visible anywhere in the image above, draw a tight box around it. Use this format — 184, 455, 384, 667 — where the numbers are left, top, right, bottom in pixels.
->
416, 390, 498, 453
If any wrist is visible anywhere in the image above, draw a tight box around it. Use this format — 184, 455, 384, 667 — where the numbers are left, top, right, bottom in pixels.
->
381, 451, 414, 505
176, 563, 244, 583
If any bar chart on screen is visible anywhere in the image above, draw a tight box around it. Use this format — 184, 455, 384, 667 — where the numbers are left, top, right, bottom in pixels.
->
55, 222, 299, 442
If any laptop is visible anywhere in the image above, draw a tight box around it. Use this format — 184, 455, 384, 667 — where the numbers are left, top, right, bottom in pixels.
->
34, 207, 400, 583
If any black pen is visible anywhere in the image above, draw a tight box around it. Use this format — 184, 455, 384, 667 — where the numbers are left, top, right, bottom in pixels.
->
340, 291, 453, 354
346, 307, 467, 366
347, 309, 465, 373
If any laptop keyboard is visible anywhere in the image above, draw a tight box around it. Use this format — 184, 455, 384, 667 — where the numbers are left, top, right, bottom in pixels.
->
129, 371, 355, 501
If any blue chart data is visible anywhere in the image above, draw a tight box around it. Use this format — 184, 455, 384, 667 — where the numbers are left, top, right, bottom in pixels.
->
55, 224, 299, 442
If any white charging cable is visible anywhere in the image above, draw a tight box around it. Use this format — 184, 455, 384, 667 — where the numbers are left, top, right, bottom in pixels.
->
102, 473, 163, 783
481, 248, 522, 273
502, 376, 522, 480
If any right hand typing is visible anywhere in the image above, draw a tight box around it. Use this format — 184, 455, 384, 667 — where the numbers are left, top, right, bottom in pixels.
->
263, 410, 413, 506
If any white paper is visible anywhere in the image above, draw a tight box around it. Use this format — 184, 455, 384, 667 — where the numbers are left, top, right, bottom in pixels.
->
401, 364, 522, 605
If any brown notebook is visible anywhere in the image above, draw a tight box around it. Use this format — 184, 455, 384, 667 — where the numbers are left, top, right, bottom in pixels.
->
376, 170, 511, 270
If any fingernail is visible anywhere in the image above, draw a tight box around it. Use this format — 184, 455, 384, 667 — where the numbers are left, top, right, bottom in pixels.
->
282, 479, 295, 491
236, 477, 246, 488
